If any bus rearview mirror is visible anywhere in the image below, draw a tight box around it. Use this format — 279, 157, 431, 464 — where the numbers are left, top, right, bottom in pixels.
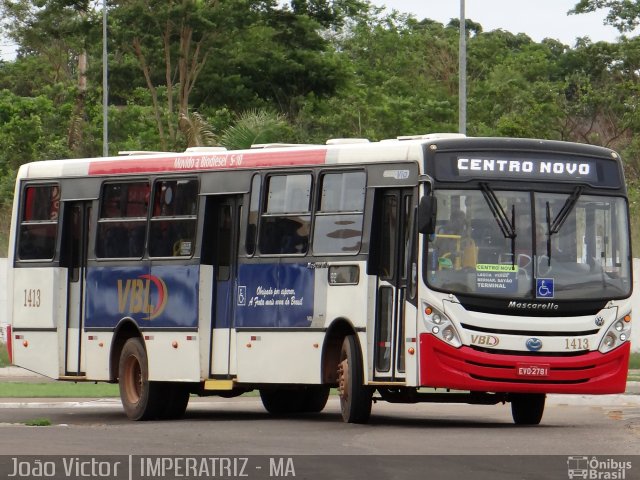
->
418, 196, 437, 235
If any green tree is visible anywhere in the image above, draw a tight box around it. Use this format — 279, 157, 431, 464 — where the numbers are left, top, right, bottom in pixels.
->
571, 1, 640, 33
191, 2, 351, 120
468, 34, 564, 139
109, 0, 226, 150
299, 14, 458, 141
219, 109, 291, 150
0, 0, 101, 154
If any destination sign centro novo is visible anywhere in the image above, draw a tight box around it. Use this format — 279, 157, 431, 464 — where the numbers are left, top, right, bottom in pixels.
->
456, 157, 596, 181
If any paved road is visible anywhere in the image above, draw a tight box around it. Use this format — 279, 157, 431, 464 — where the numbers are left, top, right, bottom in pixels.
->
0, 394, 638, 455
1, 366, 638, 478
1, 374, 639, 480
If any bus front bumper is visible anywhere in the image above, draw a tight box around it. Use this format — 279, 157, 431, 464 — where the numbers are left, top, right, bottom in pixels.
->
419, 334, 630, 394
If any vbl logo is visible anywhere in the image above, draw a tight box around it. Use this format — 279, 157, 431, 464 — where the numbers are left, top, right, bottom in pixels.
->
470, 334, 499, 347
117, 274, 168, 320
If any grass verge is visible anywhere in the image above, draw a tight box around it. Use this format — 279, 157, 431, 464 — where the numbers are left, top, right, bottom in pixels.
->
0, 382, 119, 398
629, 352, 640, 370
24, 418, 52, 426
0, 341, 9, 368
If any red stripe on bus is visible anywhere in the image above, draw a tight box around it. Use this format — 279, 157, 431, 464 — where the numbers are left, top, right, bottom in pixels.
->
87, 149, 329, 175
6, 325, 12, 364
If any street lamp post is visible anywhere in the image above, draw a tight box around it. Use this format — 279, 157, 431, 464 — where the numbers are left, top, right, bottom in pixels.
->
102, 0, 108, 157
459, 0, 466, 135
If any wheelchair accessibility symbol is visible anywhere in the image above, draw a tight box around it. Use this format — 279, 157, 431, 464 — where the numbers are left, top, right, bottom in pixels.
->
536, 278, 554, 299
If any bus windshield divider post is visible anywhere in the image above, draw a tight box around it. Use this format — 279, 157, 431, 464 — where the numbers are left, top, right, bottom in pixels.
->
545, 185, 583, 266
479, 182, 517, 268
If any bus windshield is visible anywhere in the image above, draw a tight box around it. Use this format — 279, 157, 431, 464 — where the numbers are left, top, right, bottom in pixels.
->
425, 189, 631, 300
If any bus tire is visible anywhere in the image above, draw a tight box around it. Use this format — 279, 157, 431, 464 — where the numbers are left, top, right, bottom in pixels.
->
338, 335, 372, 424
118, 338, 163, 421
510, 393, 546, 425
300, 385, 330, 413
159, 383, 190, 420
260, 388, 299, 414
260, 385, 330, 415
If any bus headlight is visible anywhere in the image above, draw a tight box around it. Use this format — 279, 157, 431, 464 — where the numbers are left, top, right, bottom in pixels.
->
422, 303, 462, 348
599, 313, 632, 354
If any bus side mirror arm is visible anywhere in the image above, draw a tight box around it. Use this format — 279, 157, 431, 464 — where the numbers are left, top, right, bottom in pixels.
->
418, 195, 437, 235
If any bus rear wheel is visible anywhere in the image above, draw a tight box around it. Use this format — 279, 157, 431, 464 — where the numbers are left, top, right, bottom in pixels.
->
260, 385, 330, 414
159, 383, 191, 420
118, 338, 163, 421
510, 393, 546, 425
301, 385, 330, 413
337, 335, 372, 424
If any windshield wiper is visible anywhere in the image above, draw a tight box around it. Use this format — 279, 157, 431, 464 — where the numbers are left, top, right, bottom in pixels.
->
480, 183, 517, 267
544, 186, 583, 265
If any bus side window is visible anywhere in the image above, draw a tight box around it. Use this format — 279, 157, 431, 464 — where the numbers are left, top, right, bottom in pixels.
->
17, 185, 60, 261
313, 171, 365, 255
96, 182, 149, 259
148, 179, 198, 258
258, 174, 311, 255
245, 175, 261, 256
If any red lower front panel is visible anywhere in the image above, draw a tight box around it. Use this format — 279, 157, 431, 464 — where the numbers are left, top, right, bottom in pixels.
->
419, 334, 630, 394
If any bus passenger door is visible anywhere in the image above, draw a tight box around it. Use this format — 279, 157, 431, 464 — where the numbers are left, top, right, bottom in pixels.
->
61, 201, 91, 376
204, 196, 241, 378
372, 189, 413, 382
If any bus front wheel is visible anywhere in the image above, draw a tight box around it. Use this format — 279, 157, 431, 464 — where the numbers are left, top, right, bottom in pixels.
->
118, 338, 163, 421
510, 393, 546, 425
337, 335, 372, 424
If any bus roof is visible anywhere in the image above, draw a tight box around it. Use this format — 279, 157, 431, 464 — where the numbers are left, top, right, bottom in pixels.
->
17, 138, 428, 180
16, 134, 620, 180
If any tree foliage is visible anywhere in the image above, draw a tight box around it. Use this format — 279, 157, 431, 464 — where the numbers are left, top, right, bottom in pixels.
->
1, 0, 640, 217
571, 0, 640, 33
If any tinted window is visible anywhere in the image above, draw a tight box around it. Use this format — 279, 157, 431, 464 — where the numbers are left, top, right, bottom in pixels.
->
18, 184, 60, 260
313, 172, 366, 255
96, 182, 149, 258
148, 179, 198, 257
245, 175, 261, 256
259, 174, 311, 255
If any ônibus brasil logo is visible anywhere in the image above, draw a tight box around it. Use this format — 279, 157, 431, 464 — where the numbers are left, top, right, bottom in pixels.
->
117, 274, 168, 320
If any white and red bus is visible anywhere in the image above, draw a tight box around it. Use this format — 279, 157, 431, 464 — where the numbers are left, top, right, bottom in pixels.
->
7, 134, 632, 424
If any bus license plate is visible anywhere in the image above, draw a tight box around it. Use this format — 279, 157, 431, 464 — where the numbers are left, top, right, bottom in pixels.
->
516, 364, 550, 377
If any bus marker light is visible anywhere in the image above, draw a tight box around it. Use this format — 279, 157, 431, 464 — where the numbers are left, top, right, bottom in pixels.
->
313, 343, 319, 349
624, 315, 631, 323
172, 341, 178, 349
186, 336, 196, 341
22, 340, 28, 347
14, 334, 23, 340
425, 306, 433, 316
246, 343, 252, 348
408, 347, 415, 355
99, 342, 104, 348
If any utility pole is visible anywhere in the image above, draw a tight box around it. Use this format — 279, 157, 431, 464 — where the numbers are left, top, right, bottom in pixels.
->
102, 0, 109, 157
459, 0, 467, 135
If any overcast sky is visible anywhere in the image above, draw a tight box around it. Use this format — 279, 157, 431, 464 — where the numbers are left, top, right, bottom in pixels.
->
369, 0, 631, 46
